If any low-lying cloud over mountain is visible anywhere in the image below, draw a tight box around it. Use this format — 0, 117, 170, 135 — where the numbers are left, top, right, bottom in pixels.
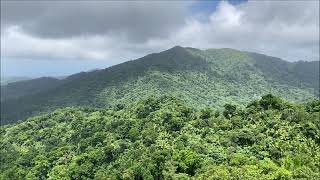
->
1, 0, 319, 76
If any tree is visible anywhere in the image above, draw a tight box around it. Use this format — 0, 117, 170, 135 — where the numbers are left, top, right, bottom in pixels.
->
223, 104, 237, 119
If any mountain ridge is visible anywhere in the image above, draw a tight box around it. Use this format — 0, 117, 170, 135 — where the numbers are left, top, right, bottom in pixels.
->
1, 46, 319, 124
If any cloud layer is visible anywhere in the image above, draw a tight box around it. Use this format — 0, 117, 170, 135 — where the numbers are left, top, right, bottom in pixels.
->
1, 1, 319, 64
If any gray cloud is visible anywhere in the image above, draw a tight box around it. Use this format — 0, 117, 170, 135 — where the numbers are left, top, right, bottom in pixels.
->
1, 1, 190, 42
240, 1, 318, 26
1, 0, 319, 63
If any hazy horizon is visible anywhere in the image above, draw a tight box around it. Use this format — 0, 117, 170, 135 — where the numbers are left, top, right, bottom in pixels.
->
2, 45, 319, 78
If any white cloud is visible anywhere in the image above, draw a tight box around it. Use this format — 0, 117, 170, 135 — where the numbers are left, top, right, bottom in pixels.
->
1, 0, 319, 64
209, 1, 243, 28
170, 0, 319, 61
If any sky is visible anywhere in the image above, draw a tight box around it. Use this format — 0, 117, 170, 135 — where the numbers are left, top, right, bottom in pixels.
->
1, 0, 319, 78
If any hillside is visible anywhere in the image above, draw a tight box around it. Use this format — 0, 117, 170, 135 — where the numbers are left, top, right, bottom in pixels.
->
1, 46, 319, 124
0, 76, 32, 85
1, 95, 319, 179
1, 77, 62, 101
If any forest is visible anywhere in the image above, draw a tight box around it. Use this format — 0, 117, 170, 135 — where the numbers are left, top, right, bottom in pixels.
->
1, 94, 319, 179
1, 47, 319, 124
1, 1, 319, 180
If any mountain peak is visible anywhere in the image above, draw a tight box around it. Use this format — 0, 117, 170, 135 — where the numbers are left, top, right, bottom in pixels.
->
171, 45, 184, 49
166, 45, 186, 52
205, 48, 243, 53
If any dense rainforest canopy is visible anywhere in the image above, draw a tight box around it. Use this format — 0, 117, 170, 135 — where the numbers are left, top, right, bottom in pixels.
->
1, 94, 319, 179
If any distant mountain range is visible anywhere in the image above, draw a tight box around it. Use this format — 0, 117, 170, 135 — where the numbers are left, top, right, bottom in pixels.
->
0, 76, 32, 85
1, 46, 319, 124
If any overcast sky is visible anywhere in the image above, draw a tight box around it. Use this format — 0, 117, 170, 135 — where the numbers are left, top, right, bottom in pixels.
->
1, 0, 319, 77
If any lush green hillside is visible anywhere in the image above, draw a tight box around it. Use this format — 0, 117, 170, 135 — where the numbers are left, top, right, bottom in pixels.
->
1, 95, 319, 179
1, 46, 319, 124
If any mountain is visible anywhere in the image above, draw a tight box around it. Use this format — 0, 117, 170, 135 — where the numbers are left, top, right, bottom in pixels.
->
0, 76, 32, 85
1, 77, 62, 101
1, 95, 319, 179
1, 46, 319, 124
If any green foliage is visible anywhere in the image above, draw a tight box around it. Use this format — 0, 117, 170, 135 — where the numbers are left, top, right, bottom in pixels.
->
1, 47, 318, 124
223, 104, 237, 119
259, 94, 284, 110
1, 95, 319, 179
